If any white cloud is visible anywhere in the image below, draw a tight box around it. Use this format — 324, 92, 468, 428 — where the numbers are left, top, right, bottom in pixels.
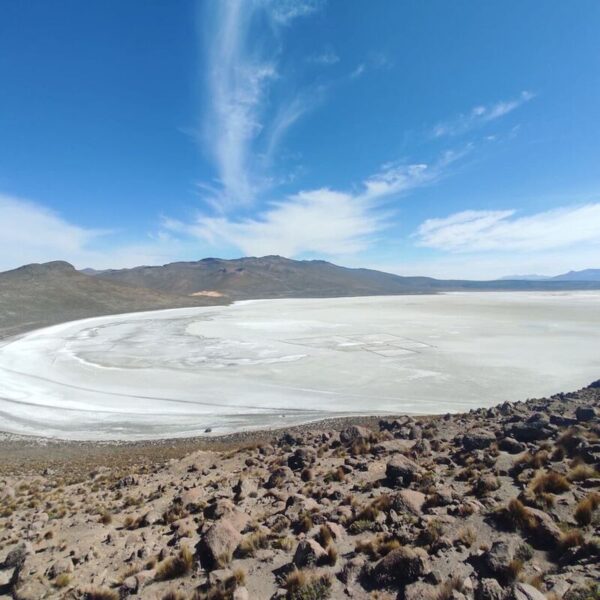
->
202, 1, 275, 207
415, 203, 600, 252
0, 194, 189, 272
0, 194, 102, 268
264, 0, 323, 24
185, 189, 384, 257
349, 64, 366, 79
432, 91, 534, 138
308, 50, 339, 66
349, 52, 392, 80
168, 154, 452, 258
201, 0, 324, 208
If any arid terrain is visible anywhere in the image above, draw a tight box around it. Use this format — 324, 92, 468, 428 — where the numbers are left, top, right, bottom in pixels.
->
1, 383, 599, 600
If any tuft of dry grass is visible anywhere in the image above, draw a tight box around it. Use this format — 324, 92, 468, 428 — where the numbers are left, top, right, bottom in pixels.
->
237, 530, 269, 557
529, 470, 570, 495
356, 535, 400, 559
155, 545, 194, 581
54, 573, 71, 588
296, 512, 314, 534
285, 569, 332, 600
98, 509, 112, 525
574, 492, 600, 526
515, 450, 549, 470
318, 524, 333, 547
559, 529, 585, 552
455, 526, 476, 548
502, 498, 536, 531
323, 543, 338, 566
568, 464, 599, 482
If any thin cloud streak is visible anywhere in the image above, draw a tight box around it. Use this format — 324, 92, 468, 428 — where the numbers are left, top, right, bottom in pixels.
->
432, 91, 535, 138
415, 203, 600, 252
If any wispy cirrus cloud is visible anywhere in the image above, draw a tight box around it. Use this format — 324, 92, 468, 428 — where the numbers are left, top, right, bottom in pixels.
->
200, 0, 324, 209
432, 90, 535, 138
415, 203, 600, 252
307, 49, 339, 66
349, 51, 393, 80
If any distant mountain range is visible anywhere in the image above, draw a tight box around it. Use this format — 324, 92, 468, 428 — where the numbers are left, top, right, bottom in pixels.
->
2, 257, 600, 338
501, 269, 600, 282
84, 256, 600, 300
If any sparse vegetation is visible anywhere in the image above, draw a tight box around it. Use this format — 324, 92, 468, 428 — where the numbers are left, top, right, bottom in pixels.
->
285, 569, 332, 600
155, 545, 194, 581
575, 493, 600, 526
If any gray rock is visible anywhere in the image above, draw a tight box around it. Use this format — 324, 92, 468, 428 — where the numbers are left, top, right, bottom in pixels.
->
292, 539, 326, 568
196, 518, 242, 571
371, 546, 429, 587
386, 454, 420, 486
512, 582, 547, 600
404, 581, 439, 600
2, 542, 32, 569
483, 540, 515, 578
340, 425, 371, 445
46, 557, 74, 579
498, 437, 526, 454
576, 405, 597, 421
265, 466, 294, 489
393, 489, 426, 515
526, 507, 563, 547
233, 477, 258, 500
287, 447, 317, 470
463, 429, 496, 451
476, 578, 507, 600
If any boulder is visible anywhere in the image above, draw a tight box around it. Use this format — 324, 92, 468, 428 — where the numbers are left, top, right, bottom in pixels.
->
287, 447, 317, 470
180, 487, 204, 509
576, 405, 597, 422
404, 581, 439, 600
196, 519, 242, 571
463, 429, 496, 451
340, 425, 371, 445
233, 477, 258, 501
483, 540, 515, 578
46, 558, 74, 579
338, 556, 366, 585
265, 466, 294, 489
512, 582, 547, 600
2, 542, 32, 569
508, 415, 555, 442
476, 578, 507, 600
393, 489, 426, 515
526, 507, 563, 547
371, 546, 429, 587
292, 539, 326, 568
498, 437, 526, 454
386, 454, 420, 486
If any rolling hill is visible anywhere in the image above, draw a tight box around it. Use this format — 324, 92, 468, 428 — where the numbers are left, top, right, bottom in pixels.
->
0, 261, 222, 338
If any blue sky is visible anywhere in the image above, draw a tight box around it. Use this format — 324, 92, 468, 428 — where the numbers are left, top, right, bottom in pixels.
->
1, 0, 600, 278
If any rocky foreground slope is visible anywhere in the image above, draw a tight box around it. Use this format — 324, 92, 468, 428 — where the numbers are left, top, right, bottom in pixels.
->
1, 385, 599, 600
